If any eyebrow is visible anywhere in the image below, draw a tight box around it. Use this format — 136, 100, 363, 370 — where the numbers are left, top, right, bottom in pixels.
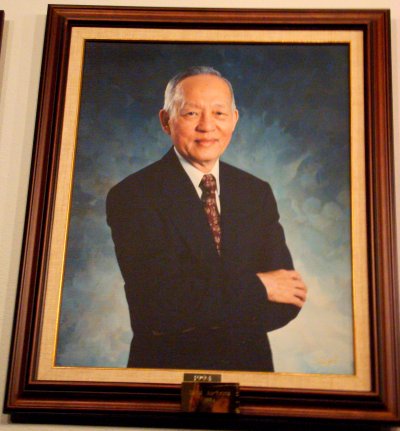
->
180, 102, 230, 109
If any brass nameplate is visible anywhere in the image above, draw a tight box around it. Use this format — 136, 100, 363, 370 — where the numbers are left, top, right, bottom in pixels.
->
181, 382, 240, 414
183, 373, 221, 382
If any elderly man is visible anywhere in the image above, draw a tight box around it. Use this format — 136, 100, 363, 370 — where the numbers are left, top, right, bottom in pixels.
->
106, 66, 307, 372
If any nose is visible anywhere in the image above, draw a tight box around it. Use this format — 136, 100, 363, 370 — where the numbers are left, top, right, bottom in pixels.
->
196, 111, 216, 132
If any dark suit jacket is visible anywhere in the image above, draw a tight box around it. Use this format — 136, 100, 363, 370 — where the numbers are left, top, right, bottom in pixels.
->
106, 147, 299, 371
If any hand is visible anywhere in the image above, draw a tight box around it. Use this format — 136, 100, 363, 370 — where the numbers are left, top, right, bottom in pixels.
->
257, 269, 307, 308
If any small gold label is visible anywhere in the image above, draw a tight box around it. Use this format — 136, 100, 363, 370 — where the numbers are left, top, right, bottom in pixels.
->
183, 373, 221, 382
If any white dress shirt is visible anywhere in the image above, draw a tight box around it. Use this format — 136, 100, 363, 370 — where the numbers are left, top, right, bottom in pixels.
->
174, 147, 221, 213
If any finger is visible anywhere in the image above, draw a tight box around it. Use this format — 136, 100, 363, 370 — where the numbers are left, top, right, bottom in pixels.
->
281, 269, 300, 278
290, 271, 303, 281
293, 283, 308, 292
279, 271, 303, 283
288, 295, 305, 308
294, 290, 307, 302
294, 284, 307, 295
295, 298, 306, 308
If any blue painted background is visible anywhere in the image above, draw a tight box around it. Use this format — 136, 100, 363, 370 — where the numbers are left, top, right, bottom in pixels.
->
56, 42, 353, 374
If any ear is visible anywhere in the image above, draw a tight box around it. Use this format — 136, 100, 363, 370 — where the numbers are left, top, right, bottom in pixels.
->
232, 109, 239, 131
233, 109, 239, 130
159, 109, 171, 135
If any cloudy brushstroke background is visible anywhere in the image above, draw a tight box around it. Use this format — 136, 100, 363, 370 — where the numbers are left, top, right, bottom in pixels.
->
56, 42, 353, 374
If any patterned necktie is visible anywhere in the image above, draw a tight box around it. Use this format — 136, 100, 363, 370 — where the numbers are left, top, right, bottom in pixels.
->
199, 174, 221, 255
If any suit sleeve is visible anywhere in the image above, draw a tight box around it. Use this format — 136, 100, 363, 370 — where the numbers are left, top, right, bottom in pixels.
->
254, 182, 301, 331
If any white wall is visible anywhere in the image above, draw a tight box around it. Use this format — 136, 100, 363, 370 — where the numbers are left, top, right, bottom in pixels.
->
1, 0, 399, 430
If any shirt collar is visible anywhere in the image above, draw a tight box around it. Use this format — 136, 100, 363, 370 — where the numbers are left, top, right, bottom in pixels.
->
174, 147, 220, 196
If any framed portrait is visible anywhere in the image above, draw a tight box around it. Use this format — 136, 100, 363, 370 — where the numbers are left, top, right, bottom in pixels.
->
5, 5, 400, 426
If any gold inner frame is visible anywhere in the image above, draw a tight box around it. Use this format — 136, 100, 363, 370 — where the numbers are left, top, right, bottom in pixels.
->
37, 27, 369, 391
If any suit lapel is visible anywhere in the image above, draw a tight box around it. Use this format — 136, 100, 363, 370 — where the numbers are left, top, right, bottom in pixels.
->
219, 162, 249, 263
159, 148, 220, 262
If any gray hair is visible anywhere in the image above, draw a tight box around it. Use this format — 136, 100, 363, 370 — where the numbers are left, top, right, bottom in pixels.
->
163, 66, 236, 116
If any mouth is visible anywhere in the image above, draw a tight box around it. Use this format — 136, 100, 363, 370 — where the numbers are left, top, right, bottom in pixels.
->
195, 139, 218, 146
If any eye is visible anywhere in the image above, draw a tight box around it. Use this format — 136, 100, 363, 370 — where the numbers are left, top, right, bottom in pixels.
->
183, 111, 198, 117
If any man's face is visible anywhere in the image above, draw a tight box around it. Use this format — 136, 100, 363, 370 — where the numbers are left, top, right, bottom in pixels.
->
159, 74, 239, 172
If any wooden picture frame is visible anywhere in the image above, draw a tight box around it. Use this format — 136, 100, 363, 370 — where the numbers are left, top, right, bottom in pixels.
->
0, 11, 4, 57
5, 5, 399, 427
